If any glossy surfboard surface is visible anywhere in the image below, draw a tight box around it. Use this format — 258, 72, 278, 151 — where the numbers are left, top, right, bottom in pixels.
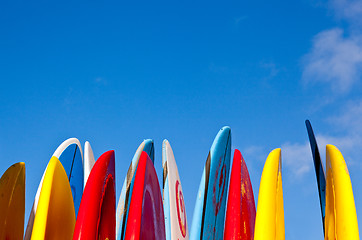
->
305, 120, 326, 233
84, 141, 96, 187
0, 162, 25, 240
24, 138, 83, 240
190, 126, 231, 240
30, 157, 75, 240
116, 139, 154, 240
73, 150, 116, 240
254, 148, 285, 240
325, 144, 360, 240
124, 151, 166, 240
162, 140, 189, 240
224, 149, 256, 240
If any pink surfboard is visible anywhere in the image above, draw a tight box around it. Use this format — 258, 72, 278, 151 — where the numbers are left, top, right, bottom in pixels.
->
124, 151, 166, 240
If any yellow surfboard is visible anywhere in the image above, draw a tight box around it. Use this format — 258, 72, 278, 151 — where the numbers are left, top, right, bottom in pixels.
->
0, 162, 25, 240
254, 148, 285, 240
31, 157, 75, 240
325, 144, 360, 240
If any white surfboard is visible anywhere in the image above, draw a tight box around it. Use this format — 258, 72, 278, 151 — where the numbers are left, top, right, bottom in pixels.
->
84, 141, 96, 188
24, 138, 83, 240
162, 140, 189, 240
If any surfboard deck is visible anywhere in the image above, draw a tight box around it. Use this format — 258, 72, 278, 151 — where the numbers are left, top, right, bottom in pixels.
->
30, 157, 75, 240
124, 151, 166, 240
116, 139, 154, 240
0, 162, 25, 240
325, 144, 360, 240
224, 149, 256, 240
24, 138, 83, 240
254, 148, 285, 240
162, 140, 189, 240
84, 141, 95, 187
190, 126, 231, 240
305, 120, 326, 233
73, 150, 116, 240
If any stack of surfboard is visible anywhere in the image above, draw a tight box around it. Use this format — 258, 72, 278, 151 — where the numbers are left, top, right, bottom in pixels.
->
0, 125, 359, 240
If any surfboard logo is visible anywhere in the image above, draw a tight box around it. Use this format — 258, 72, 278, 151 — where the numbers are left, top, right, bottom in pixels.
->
212, 156, 226, 216
175, 180, 187, 237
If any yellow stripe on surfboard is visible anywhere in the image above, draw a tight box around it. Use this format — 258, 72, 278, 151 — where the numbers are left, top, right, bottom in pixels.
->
254, 148, 285, 240
0, 162, 25, 240
325, 144, 360, 240
31, 156, 75, 240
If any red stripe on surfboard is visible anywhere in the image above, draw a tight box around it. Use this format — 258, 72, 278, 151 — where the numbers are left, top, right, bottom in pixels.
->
175, 180, 187, 237
73, 150, 115, 240
224, 149, 256, 240
125, 151, 166, 240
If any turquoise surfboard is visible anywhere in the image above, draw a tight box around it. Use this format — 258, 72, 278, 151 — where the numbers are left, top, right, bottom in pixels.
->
190, 126, 231, 240
116, 139, 154, 240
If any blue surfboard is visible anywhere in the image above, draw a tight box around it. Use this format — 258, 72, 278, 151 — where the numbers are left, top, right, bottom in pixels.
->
190, 126, 231, 240
52, 138, 84, 216
305, 120, 326, 234
116, 139, 154, 240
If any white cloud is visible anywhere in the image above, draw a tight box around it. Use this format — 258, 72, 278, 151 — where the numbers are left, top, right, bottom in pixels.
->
242, 145, 268, 163
329, 0, 362, 25
281, 141, 312, 178
302, 28, 362, 93
328, 99, 362, 133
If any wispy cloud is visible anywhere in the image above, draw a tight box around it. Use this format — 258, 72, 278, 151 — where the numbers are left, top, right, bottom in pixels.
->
234, 16, 247, 26
302, 28, 362, 93
328, 0, 362, 26
260, 62, 280, 79
327, 99, 362, 133
302, 0, 362, 94
94, 77, 107, 85
282, 141, 311, 178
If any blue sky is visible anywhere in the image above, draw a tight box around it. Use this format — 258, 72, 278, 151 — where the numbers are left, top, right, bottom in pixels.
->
1, 0, 362, 239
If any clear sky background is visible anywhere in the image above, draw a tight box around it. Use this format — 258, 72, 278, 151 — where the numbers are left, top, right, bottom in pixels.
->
1, 0, 362, 239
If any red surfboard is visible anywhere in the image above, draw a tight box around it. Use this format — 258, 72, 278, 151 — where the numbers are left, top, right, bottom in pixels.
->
124, 151, 166, 240
73, 150, 115, 240
224, 149, 256, 240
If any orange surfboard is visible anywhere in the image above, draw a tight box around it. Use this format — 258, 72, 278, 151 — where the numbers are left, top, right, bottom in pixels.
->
0, 162, 25, 240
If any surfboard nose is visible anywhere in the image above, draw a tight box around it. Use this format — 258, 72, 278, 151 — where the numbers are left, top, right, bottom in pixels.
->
220, 126, 231, 135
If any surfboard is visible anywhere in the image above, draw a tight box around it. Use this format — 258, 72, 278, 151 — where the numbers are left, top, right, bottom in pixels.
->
73, 150, 116, 240
30, 157, 75, 240
190, 126, 231, 240
0, 162, 25, 240
254, 148, 285, 240
305, 119, 326, 233
162, 139, 189, 240
325, 144, 360, 239
116, 139, 154, 240
24, 138, 83, 240
224, 149, 256, 240
84, 141, 96, 187
124, 151, 166, 240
